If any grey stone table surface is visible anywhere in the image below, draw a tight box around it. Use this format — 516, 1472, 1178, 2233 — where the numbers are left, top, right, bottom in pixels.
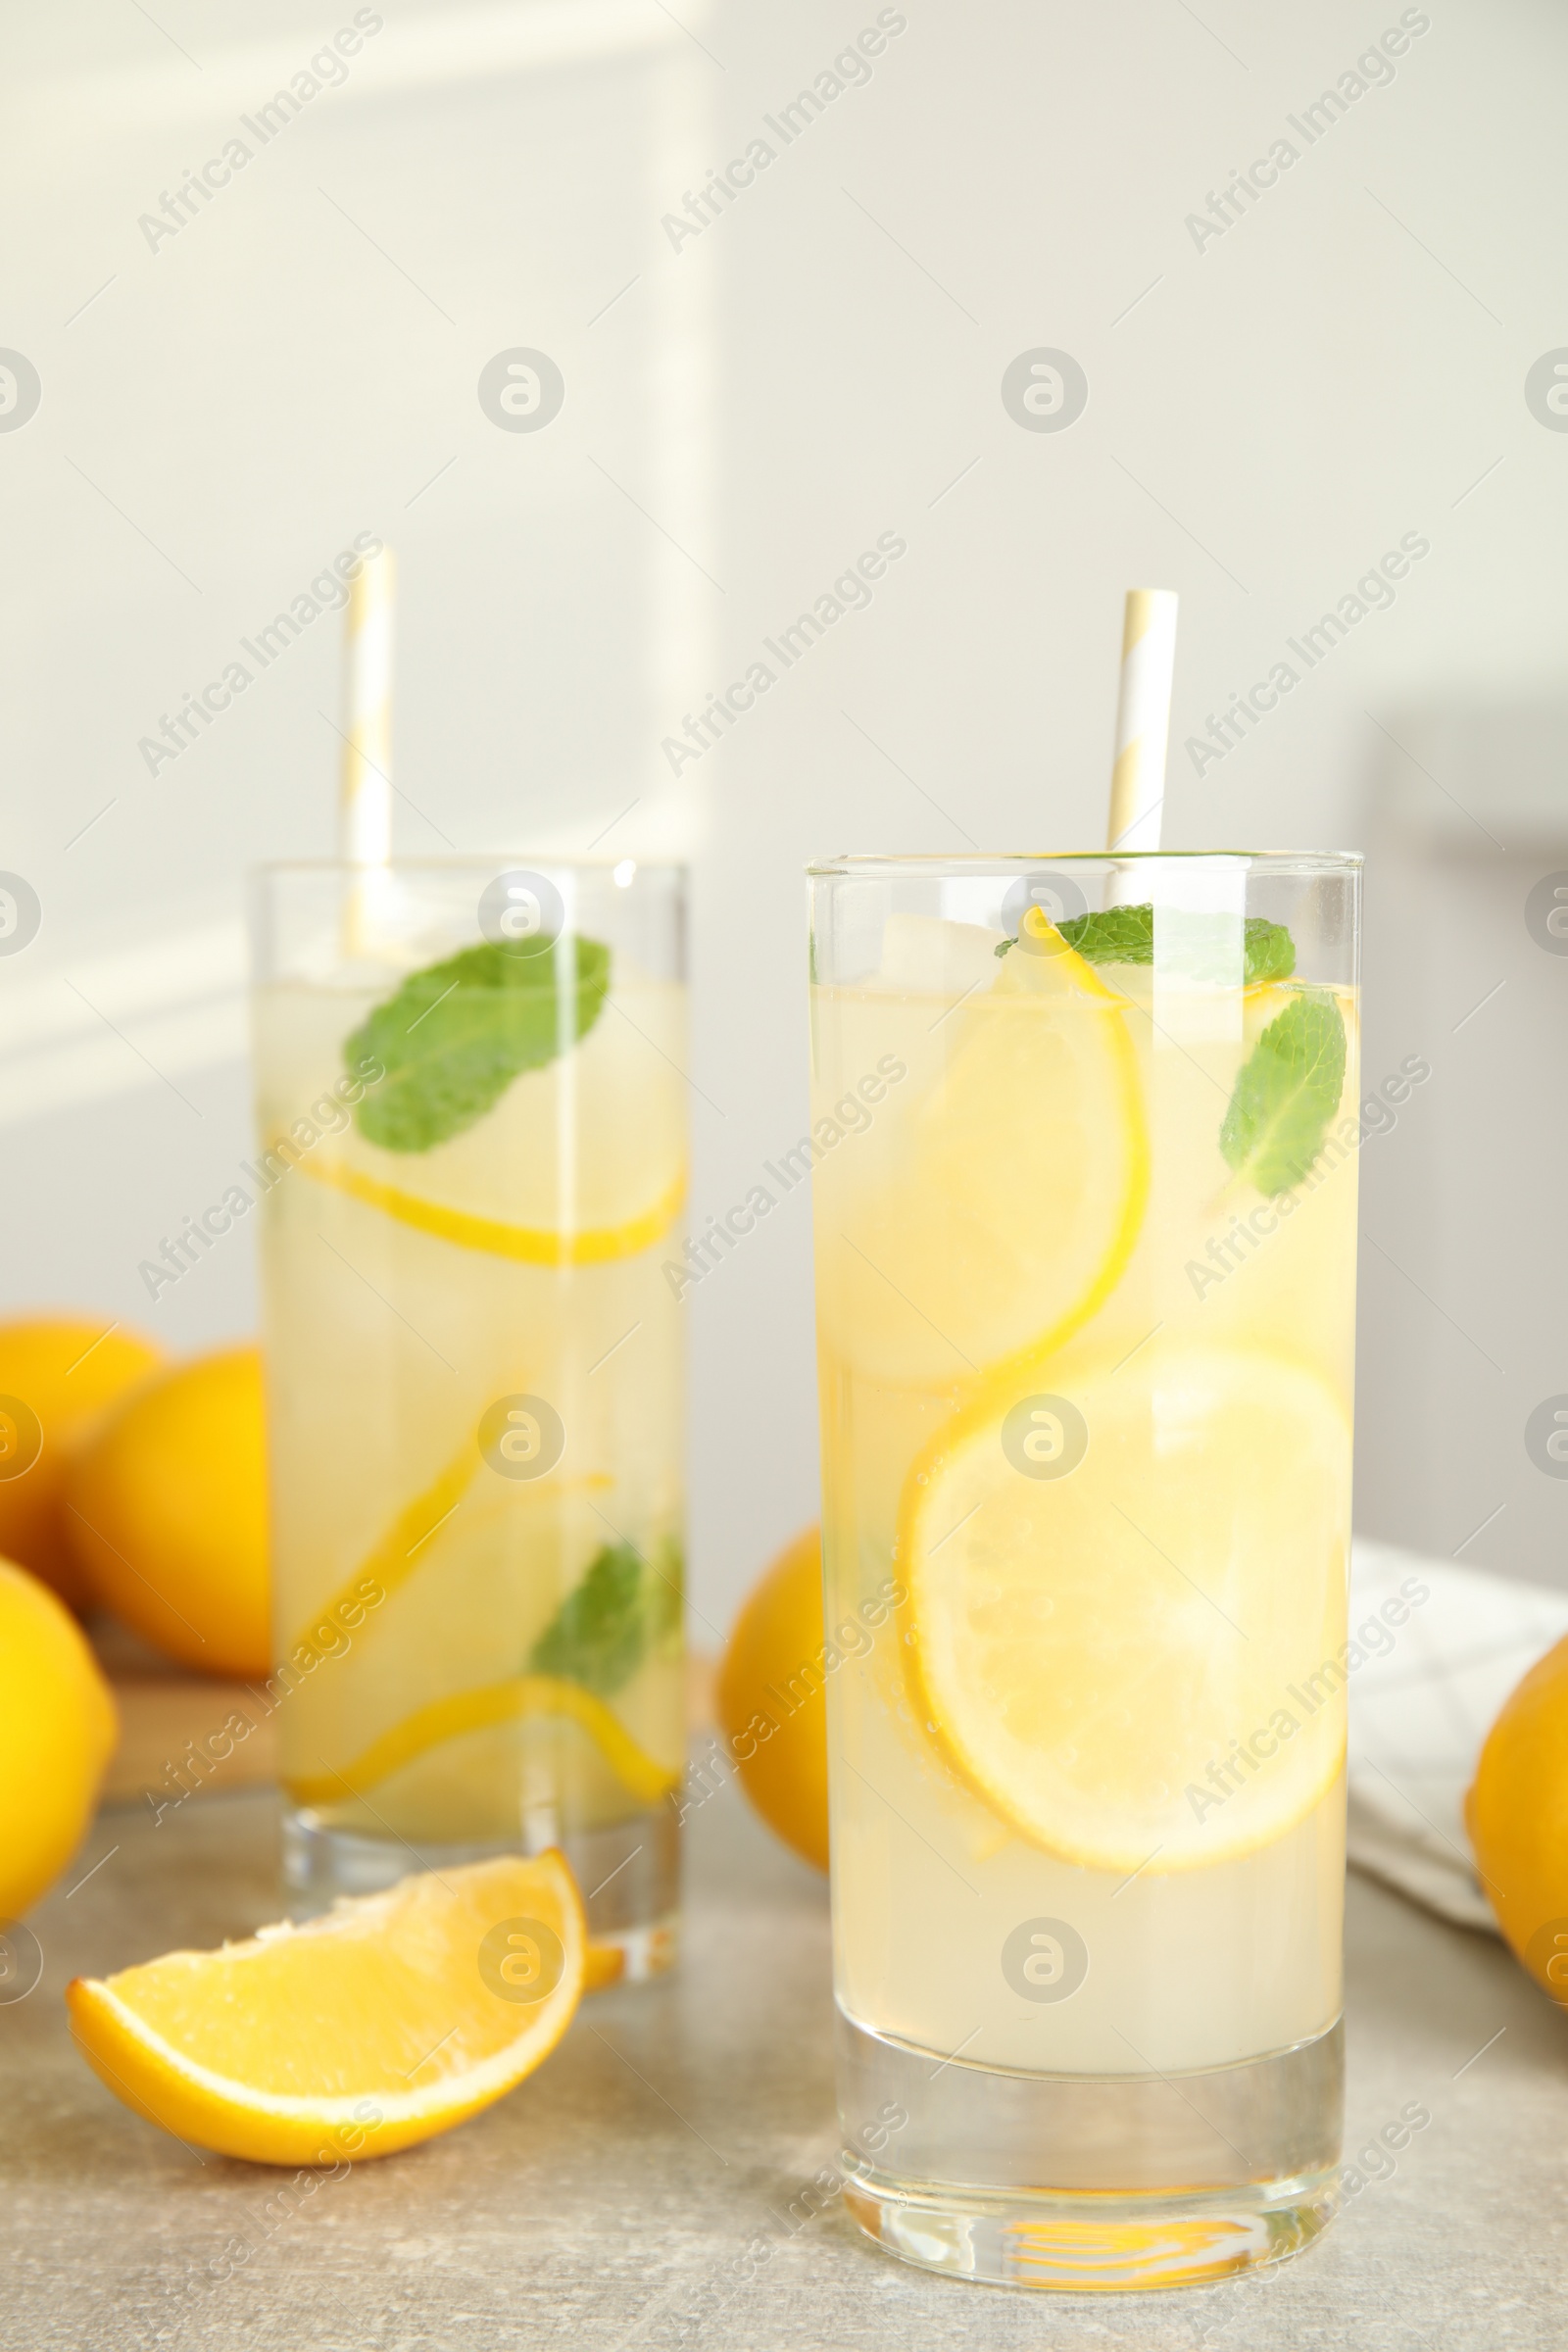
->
4, 1772, 1566, 2352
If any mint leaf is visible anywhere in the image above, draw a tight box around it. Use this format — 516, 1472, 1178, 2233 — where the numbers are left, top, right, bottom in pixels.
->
1242, 916, 1297, 987
345, 937, 610, 1152
528, 1537, 682, 1697
996, 904, 1296, 986
1219, 995, 1348, 1193
1059, 903, 1158, 964
1057, 904, 1297, 986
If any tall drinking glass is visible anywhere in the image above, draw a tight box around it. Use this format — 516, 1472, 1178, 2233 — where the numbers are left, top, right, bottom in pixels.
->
250, 859, 686, 1979
808, 853, 1360, 2288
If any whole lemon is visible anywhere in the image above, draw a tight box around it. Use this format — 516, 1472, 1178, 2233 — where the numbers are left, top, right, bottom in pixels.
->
1468, 1634, 1568, 2003
0, 1558, 118, 1916
716, 1526, 829, 1872
67, 1346, 270, 1679
0, 1318, 161, 1611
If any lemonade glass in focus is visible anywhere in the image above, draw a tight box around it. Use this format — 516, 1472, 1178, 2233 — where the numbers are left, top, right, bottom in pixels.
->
251, 861, 686, 1979
808, 853, 1360, 2288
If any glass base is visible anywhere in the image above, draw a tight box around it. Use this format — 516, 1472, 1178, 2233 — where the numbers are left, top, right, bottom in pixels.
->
837, 2004, 1342, 2292
280, 1803, 679, 1983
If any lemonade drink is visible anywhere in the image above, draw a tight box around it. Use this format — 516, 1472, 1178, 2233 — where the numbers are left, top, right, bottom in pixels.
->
808, 855, 1360, 2288
251, 863, 686, 1975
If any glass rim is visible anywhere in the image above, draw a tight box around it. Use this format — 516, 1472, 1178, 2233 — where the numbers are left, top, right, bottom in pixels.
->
251, 856, 688, 880
806, 850, 1362, 877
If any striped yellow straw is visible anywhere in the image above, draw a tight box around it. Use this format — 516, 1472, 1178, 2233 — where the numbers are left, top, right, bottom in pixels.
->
338, 546, 394, 955
1105, 588, 1178, 855
339, 547, 395, 866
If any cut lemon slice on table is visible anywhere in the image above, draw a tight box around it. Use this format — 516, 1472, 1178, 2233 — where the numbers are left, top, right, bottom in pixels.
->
902, 1344, 1351, 1873
814, 908, 1148, 1386
67, 1854, 584, 2166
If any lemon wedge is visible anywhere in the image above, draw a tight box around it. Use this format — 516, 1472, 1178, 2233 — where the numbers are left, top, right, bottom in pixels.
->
813, 908, 1149, 1386
901, 1344, 1350, 1872
68, 1854, 584, 2166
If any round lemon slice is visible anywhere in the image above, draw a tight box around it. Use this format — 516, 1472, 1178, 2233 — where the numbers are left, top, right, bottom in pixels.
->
814, 911, 1149, 1386
902, 1344, 1351, 1872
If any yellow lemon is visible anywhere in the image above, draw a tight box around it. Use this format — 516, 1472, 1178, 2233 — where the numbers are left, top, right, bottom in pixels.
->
902, 1345, 1351, 1873
716, 1527, 829, 1872
0, 1318, 161, 1611
0, 1558, 118, 1916
68, 1346, 269, 1679
68, 1853, 583, 2165
1467, 1636, 1568, 2003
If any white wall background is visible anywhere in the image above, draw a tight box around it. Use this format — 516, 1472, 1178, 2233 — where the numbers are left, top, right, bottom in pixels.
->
2, 0, 1566, 1627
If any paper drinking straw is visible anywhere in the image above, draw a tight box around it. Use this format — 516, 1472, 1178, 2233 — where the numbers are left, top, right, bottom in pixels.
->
1105, 588, 1177, 855
339, 546, 395, 867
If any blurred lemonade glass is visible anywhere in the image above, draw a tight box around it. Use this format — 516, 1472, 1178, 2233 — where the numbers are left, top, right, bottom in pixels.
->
251, 861, 686, 1978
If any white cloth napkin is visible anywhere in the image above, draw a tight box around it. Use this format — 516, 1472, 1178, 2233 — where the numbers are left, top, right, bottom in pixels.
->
1347, 1539, 1568, 1931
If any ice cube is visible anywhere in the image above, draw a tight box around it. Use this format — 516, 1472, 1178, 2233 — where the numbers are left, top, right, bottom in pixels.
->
875, 912, 1005, 997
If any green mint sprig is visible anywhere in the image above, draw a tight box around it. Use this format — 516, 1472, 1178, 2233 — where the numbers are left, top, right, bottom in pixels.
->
1219, 993, 1348, 1194
528, 1537, 682, 1697
995, 903, 1296, 986
1238, 916, 1298, 987
344, 937, 610, 1152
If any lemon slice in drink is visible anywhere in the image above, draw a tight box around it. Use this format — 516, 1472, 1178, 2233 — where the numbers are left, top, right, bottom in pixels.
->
902, 1344, 1350, 1872
283, 1675, 678, 1819
299, 1157, 684, 1265
300, 972, 685, 1264
813, 910, 1149, 1385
